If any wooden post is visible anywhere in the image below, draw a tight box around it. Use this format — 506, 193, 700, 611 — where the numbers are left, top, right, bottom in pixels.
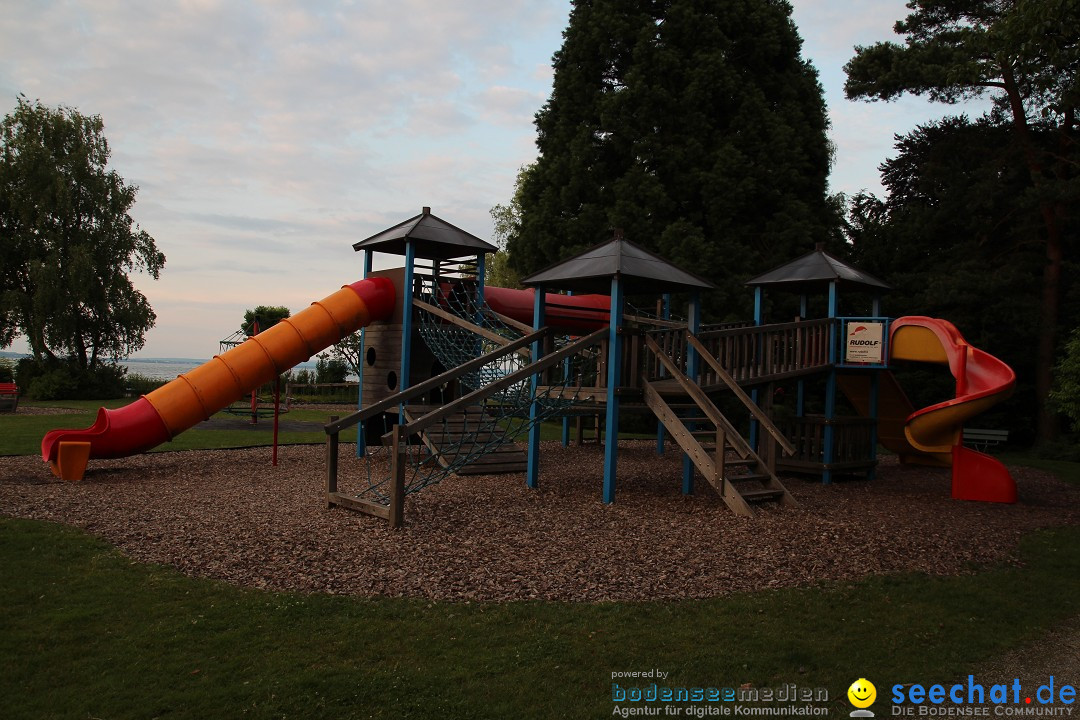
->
390, 425, 406, 528
682, 294, 701, 495
357, 249, 373, 458
715, 425, 726, 495
326, 416, 339, 509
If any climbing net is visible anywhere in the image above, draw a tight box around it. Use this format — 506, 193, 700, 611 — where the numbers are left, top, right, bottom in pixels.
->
352, 279, 604, 505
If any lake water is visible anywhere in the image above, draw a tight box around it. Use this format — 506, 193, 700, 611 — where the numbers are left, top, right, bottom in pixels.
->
0, 354, 338, 382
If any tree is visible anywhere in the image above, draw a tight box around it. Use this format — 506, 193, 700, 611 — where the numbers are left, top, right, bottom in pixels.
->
486, 164, 531, 290
329, 330, 362, 380
0, 96, 165, 367
844, 0, 1080, 441
314, 353, 348, 384
845, 115, 1055, 439
508, 0, 834, 318
241, 305, 290, 336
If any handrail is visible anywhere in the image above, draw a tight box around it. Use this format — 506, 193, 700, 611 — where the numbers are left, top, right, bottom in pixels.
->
324, 327, 549, 434
391, 327, 608, 441
642, 334, 755, 459
698, 317, 833, 338
685, 332, 796, 457
483, 306, 535, 335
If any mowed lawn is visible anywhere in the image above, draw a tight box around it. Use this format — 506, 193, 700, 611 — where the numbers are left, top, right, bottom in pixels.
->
1, 401, 1079, 718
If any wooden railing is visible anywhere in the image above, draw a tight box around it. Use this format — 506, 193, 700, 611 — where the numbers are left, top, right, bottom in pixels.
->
695, 318, 833, 385
776, 415, 877, 473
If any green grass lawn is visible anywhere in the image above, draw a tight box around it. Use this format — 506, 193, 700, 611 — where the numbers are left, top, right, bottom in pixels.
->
1, 519, 1077, 719
0, 401, 359, 456
3, 399, 1079, 718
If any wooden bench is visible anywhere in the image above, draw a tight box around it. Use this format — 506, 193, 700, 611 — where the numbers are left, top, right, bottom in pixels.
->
0, 382, 19, 413
962, 428, 1008, 452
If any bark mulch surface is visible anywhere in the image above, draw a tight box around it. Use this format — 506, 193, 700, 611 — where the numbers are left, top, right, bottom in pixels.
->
1, 441, 1076, 602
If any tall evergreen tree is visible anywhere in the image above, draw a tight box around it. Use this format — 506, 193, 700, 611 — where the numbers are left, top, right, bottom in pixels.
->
844, 0, 1080, 441
508, 0, 834, 318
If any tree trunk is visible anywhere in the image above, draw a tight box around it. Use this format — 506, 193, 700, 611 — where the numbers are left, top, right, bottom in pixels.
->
1002, 64, 1061, 442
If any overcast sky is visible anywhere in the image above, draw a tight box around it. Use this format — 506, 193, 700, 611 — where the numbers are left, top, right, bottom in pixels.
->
1, 1, 966, 360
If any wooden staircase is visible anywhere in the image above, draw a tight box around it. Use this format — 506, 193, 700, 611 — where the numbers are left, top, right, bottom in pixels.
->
643, 333, 797, 516
401, 404, 527, 475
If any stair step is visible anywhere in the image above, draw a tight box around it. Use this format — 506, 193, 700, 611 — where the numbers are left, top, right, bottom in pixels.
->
740, 488, 786, 502
727, 472, 771, 484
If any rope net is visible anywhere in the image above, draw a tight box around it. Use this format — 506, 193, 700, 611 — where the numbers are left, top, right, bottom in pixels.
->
354, 277, 604, 505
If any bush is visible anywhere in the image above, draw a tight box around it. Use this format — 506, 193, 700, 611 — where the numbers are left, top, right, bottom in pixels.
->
315, 354, 348, 384
125, 373, 167, 395
16, 357, 128, 400
1050, 327, 1080, 433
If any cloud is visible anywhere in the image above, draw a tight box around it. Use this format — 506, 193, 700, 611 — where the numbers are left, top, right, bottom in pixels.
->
0, 0, 990, 358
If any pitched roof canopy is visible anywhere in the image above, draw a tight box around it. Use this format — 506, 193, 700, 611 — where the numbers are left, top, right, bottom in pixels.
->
352, 207, 496, 260
746, 245, 891, 293
521, 234, 714, 295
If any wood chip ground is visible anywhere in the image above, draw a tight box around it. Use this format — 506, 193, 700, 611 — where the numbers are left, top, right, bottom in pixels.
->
1, 441, 1077, 603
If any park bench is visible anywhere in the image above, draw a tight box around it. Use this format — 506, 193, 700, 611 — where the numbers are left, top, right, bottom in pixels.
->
0, 382, 19, 413
962, 428, 1008, 452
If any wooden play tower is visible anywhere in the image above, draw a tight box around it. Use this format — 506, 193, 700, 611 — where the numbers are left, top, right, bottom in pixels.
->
324, 211, 891, 526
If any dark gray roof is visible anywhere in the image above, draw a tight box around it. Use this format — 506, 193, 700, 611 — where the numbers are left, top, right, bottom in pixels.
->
353, 207, 496, 260
746, 247, 891, 292
521, 236, 715, 294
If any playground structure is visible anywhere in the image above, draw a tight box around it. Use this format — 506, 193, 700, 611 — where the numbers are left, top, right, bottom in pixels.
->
40, 207, 1017, 524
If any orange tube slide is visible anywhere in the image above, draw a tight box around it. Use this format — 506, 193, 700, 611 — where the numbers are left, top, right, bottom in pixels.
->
42, 277, 396, 481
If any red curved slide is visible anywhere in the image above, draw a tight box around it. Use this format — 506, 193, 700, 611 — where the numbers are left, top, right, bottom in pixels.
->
889, 316, 1016, 503
42, 277, 396, 481
842, 317, 1017, 503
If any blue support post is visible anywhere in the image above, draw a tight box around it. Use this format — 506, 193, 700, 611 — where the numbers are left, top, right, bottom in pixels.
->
656, 292, 671, 455
749, 287, 764, 450
822, 281, 839, 483
562, 290, 574, 447
357, 250, 373, 457
682, 292, 701, 495
526, 286, 546, 489
603, 276, 625, 503
398, 241, 415, 426
796, 294, 807, 417
868, 292, 883, 480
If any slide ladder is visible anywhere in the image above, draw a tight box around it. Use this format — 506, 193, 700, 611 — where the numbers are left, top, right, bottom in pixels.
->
642, 332, 797, 516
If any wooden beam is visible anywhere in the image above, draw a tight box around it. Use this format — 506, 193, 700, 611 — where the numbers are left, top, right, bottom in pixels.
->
325, 417, 339, 508
328, 492, 391, 520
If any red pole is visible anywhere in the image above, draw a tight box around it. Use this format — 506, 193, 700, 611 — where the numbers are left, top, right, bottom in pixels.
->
250, 319, 261, 425
272, 375, 281, 466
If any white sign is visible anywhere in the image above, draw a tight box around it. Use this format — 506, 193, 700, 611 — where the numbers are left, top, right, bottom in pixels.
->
845, 321, 885, 364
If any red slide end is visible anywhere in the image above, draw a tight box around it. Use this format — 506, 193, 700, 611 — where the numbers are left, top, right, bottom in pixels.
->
346, 276, 396, 323
41, 398, 172, 480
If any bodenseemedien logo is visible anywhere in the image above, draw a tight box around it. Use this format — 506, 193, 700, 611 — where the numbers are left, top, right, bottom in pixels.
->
848, 678, 877, 718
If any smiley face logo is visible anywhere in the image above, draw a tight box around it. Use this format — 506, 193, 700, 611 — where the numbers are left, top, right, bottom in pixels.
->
848, 678, 876, 708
